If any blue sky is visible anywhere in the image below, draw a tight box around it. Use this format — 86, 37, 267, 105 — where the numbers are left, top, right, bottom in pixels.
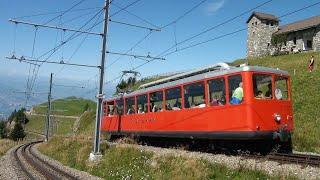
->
0, 0, 319, 93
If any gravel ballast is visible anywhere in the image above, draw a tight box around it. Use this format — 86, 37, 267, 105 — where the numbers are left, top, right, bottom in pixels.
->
112, 143, 320, 180
0, 143, 102, 180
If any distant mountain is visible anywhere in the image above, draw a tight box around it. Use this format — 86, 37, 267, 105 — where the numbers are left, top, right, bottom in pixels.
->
0, 74, 115, 118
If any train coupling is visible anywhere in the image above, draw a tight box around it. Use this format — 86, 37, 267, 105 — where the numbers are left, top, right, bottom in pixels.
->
273, 125, 291, 142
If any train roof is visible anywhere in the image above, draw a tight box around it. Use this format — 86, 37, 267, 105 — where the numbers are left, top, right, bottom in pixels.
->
105, 64, 289, 101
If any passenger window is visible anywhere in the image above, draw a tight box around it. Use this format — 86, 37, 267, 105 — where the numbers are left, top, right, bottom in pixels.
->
208, 78, 226, 106
252, 74, 272, 99
137, 94, 148, 114
107, 101, 115, 116
229, 75, 243, 105
165, 87, 182, 110
150, 91, 163, 112
184, 82, 205, 109
116, 98, 124, 115
125, 97, 135, 115
275, 77, 289, 100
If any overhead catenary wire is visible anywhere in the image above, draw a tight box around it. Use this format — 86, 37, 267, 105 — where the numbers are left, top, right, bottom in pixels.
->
103, 0, 320, 86
53, 11, 104, 77
109, 0, 142, 18
156, 0, 274, 57
13, 7, 101, 20
104, 0, 209, 70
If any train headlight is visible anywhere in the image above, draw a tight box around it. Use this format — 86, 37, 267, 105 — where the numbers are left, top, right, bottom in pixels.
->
274, 113, 281, 123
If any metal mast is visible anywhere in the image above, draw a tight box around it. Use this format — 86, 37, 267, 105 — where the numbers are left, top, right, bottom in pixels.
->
92, 0, 110, 156
45, 73, 53, 141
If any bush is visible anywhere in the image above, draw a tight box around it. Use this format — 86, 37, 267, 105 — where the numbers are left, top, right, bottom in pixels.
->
10, 123, 25, 141
0, 121, 8, 138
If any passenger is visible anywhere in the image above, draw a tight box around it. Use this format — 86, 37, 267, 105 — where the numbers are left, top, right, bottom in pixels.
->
230, 82, 243, 104
275, 88, 283, 100
127, 106, 134, 114
173, 98, 181, 108
255, 90, 265, 99
265, 83, 272, 98
166, 103, 172, 110
210, 94, 219, 106
138, 107, 145, 114
152, 105, 158, 112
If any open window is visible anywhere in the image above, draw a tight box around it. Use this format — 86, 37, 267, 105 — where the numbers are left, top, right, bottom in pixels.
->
106, 101, 115, 116
275, 76, 289, 100
229, 75, 243, 105
184, 82, 205, 108
125, 97, 135, 115
252, 74, 272, 99
165, 87, 182, 110
137, 94, 148, 114
208, 78, 226, 106
150, 91, 163, 112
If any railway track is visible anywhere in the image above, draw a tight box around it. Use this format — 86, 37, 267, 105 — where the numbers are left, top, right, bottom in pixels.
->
13, 141, 78, 180
265, 153, 320, 167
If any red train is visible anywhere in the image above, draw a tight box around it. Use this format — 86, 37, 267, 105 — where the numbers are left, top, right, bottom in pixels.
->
101, 63, 294, 152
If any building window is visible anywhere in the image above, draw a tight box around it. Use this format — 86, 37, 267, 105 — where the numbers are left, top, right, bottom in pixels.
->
267, 43, 270, 47
184, 82, 205, 108
266, 21, 269, 25
208, 78, 226, 106
137, 94, 148, 114
150, 91, 163, 112
307, 40, 312, 49
255, 21, 257, 25
125, 97, 135, 115
270, 22, 274, 26
165, 87, 182, 110
293, 37, 297, 45
229, 75, 243, 105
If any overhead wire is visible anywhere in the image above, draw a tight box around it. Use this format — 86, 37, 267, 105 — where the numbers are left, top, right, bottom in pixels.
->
104, 0, 320, 87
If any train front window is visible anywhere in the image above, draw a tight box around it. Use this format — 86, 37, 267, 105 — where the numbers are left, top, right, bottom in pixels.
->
252, 74, 272, 99
116, 98, 124, 115
184, 82, 205, 108
229, 75, 243, 105
137, 94, 148, 114
165, 87, 182, 110
125, 97, 135, 115
275, 76, 289, 100
208, 78, 226, 106
150, 91, 163, 112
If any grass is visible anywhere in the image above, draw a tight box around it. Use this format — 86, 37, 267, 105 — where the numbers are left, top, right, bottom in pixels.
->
33, 97, 95, 116
76, 111, 95, 138
26, 115, 76, 136
0, 139, 21, 157
233, 51, 320, 153
25, 115, 46, 134
38, 137, 296, 180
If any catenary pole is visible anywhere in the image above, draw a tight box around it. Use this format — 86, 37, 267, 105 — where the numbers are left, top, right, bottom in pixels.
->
45, 73, 53, 141
91, 0, 110, 157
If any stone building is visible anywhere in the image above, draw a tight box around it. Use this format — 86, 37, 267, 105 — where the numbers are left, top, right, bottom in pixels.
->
247, 12, 320, 57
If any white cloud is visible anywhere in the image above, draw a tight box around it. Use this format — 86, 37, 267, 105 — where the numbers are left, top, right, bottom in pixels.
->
206, 0, 226, 15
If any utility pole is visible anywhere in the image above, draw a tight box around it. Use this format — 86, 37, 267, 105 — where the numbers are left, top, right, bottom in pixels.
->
90, 0, 110, 160
45, 73, 53, 141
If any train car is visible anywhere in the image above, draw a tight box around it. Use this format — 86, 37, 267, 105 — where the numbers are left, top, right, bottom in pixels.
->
101, 63, 294, 152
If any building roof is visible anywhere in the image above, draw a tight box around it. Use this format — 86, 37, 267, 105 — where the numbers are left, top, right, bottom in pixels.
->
246, 11, 279, 23
275, 15, 320, 35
